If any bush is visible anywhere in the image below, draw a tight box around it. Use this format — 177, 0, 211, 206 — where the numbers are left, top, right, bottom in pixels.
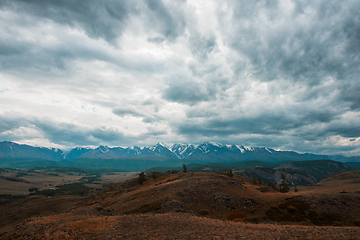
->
28, 187, 38, 192
225, 169, 234, 177
267, 182, 278, 191
138, 171, 146, 185
183, 164, 187, 173
30, 183, 92, 196
170, 170, 179, 174
251, 176, 257, 185
279, 174, 289, 193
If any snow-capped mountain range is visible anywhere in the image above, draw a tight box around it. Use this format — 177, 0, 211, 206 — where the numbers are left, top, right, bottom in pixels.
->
1, 141, 359, 163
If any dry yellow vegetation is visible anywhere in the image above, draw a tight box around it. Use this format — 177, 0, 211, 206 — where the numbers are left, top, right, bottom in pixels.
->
1, 170, 360, 239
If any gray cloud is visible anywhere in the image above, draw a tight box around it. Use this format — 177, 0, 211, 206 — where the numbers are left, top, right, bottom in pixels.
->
145, 0, 186, 41
162, 76, 216, 105
338, 82, 360, 110
0, 114, 134, 147
113, 107, 146, 118
189, 34, 217, 60
222, 0, 360, 87
177, 106, 343, 143
113, 107, 162, 124
1, 0, 360, 156
1, 0, 132, 44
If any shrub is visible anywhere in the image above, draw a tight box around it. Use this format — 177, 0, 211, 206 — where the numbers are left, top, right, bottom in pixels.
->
138, 171, 146, 185
225, 169, 234, 177
279, 173, 289, 193
251, 176, 257, 185
171, 170, 179, 174
267, 182, 278, 191
182, 164, 187, 173
29, 187, 38, 192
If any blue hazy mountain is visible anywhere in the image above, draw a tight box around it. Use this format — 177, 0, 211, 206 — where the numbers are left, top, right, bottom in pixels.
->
0, 141, 64, 161
0, 141, 359, 163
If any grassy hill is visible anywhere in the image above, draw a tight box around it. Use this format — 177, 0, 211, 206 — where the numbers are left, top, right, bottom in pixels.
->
147, 160, 351, 186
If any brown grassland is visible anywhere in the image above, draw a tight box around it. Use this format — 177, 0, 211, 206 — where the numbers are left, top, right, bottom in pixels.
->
0, 169, 137, 196
1, 169, 360, 239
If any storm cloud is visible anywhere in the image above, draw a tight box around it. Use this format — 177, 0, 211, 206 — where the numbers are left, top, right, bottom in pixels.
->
0, 0, 360, 156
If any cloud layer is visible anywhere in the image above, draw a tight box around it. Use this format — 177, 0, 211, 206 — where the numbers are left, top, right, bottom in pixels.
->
1, 0, 360, 156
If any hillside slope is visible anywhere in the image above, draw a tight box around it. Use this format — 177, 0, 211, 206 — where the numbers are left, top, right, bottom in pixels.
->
1, 171, 360, 239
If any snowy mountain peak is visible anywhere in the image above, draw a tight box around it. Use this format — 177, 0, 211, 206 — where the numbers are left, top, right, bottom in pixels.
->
97, 146, 110, 153
1, 141, 354, 163
243, 146, 254, 151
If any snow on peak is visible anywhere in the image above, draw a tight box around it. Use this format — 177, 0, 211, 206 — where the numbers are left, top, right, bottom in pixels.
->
98, 146, 109, 153
157, 142, 174, 149
243, 146, 254, 151
208, 141, 222, 147
236, 145, 245, 153
265, 147, 273, 153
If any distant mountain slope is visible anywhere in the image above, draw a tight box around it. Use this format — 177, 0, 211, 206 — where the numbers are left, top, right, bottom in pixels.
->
57, 142, 360, 163
0, 141, 64, 161
345, 162, 360, 169
1, 141, 359, 164
239, 160, 350, 186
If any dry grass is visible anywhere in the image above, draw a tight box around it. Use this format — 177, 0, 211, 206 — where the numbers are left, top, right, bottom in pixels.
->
0, 170, 84, 195
2, 213, 360, 239
0, 170, 138, 196
1, 170, 360, 239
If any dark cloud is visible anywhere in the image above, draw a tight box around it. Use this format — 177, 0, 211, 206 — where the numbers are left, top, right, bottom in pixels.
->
113, 107, 162, 123
91, 127, 127, 143
142, 127, 167, 136
1, 0, 360, 156
189, 34, 216, 60
113, 107, 145, 118
147, 36, 166, 43
1, 0, 133, 44
223, 0, 360, 87
0, 39, 28, 56
0, 114, 133, 147
142, 116, 158, 123
162, 77, 216, 105
0, 115, 31, 133
145, 0, 186, 41
325, 123, 360, 139
338, 82, 360, 110
178, 107, 339, 138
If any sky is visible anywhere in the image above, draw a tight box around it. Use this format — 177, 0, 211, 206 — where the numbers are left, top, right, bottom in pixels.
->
0, 0, 360, 156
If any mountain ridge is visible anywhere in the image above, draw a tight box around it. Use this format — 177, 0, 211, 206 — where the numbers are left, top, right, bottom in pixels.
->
0, 141, 359, 163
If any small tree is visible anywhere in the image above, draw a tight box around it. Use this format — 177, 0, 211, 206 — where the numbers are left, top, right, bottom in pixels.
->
252, 176, 257, 185
138, 171, 146, 185
279, 173, 289, 193
28, 187, 38, 192
225, 169, 234, 177
183, 164, 187, 173
258, 178, 262, 185
294, 185, 298, 192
